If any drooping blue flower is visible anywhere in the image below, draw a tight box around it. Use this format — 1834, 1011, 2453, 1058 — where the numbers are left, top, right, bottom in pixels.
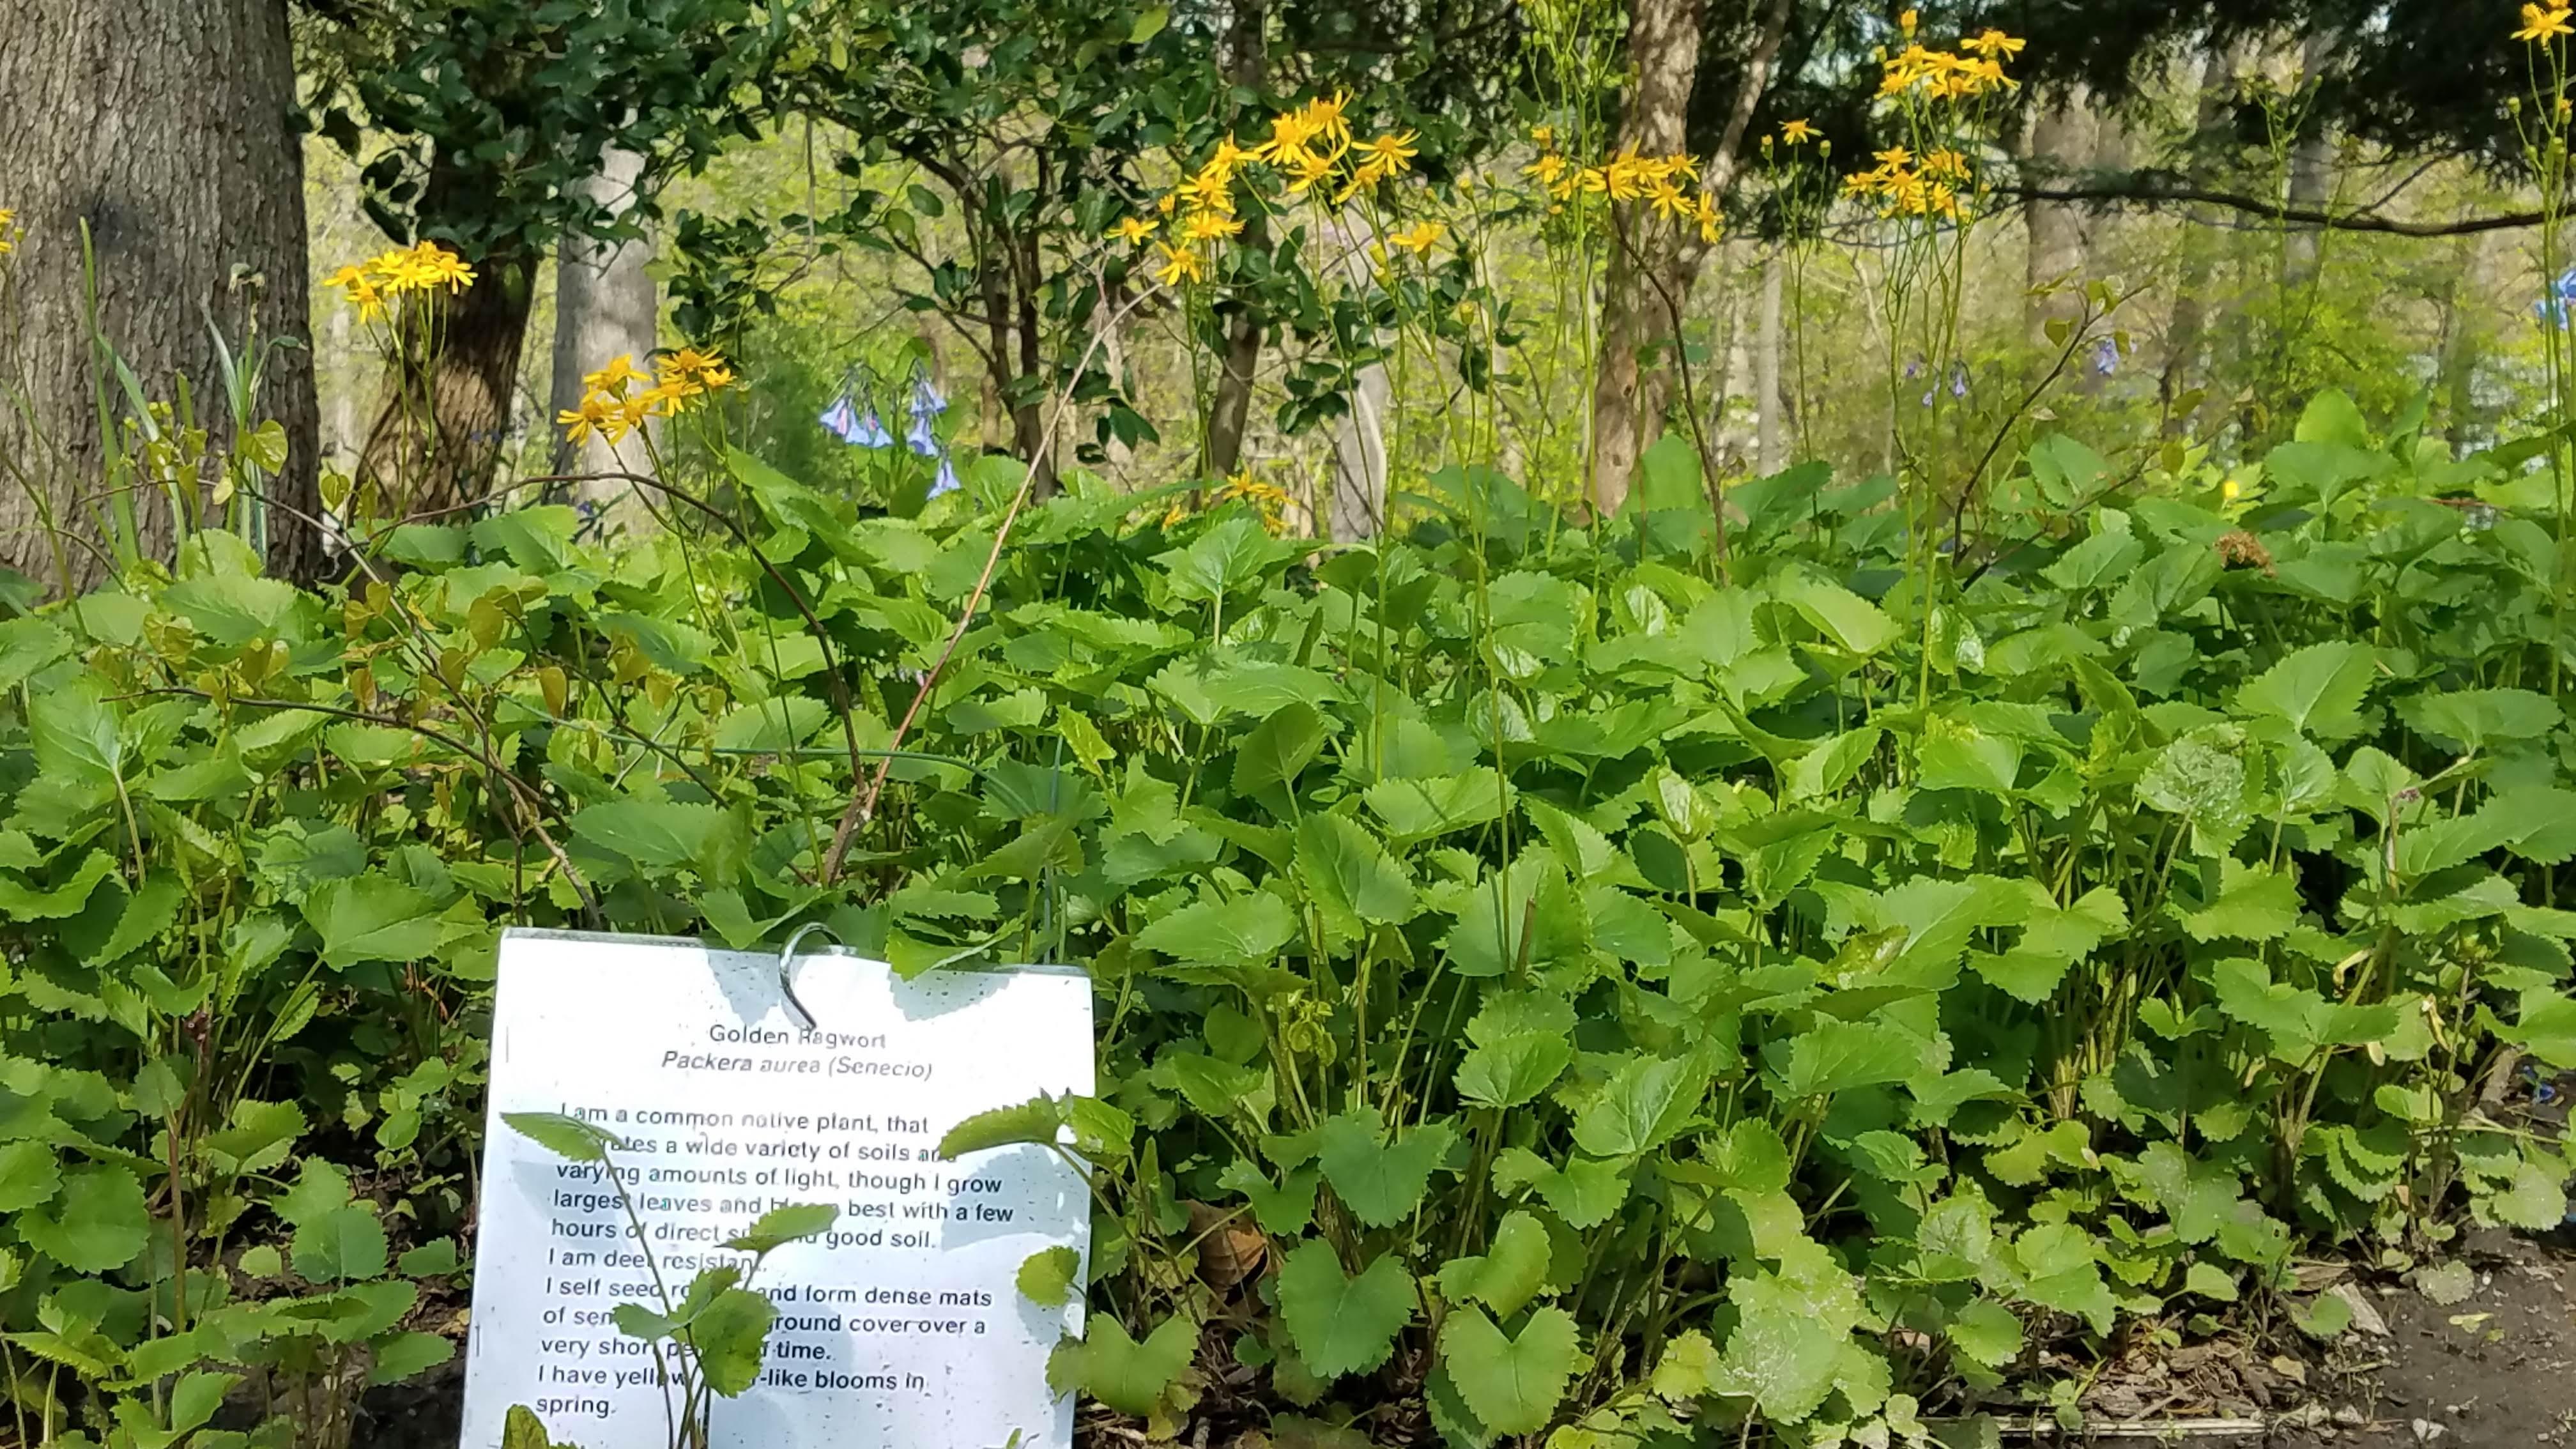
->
905, 410, 941, 457
1903, 356, 1926, 380
820, 390, 893, 447
2542, 266, 2576, 327
910, 370, 947, 419
2091, 337, 2119, 376
1949, 362, 1970, 399
929, 454, 962, 499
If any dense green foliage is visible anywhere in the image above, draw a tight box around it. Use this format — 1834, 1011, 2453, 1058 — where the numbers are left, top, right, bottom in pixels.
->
0, 390, 2569, 1445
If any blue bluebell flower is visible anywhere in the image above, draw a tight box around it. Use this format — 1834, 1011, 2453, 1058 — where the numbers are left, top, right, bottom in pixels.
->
1949, 362, 1970, 399
2542, 266, 2576, 327
910, 371, 947, 419
2091, 337, 2119, 376
929, 454, 962, 499
820, 391, 893, 447
905, 411, 940, 457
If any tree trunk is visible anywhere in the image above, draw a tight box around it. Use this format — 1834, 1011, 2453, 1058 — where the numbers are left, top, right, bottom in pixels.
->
2282, 31, 2338, 290
0, 0, 321, 590
355, 249, 537, 523
1321, 216, 1388, 540
2024, 87, 2095, 349
2161, 47, 2236, 433
1204, 0, 1268, 480
1587, 0, 1791, 517
548, 148, 659, 512
1754, 252, 1785, 475
1586, 0, 1708, 516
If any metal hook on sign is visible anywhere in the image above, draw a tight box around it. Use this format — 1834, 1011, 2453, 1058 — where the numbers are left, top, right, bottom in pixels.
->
776, 921, 841, 1031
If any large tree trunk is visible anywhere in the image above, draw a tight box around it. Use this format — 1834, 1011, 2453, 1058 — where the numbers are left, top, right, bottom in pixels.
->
2281, 31, 2338, 290
355, 250, 537, 523
0, 0, 321, 591
1322, 217, 1388, 540
1204, 0, 1268, 479
1587, 0, 1791, 516
548, 148, 659, 511
2161, 47, 2237, 433
1754, 252, 1785, 475
2024, 88, 2096, 349
1585, 0, 1708, 516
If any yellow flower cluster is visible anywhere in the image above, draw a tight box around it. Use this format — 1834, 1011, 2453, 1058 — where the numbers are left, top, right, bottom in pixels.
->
556, 348, 735, 447
1108, 92, 1423, 286
2517, 2, 2573, 42
325, 241, 478, 322
0, 208, 17, 257
1877, 26, 2023, 101
1842, 144, 1973, 219
1218, 469, 1292, 529
1524, 137, 1724, 243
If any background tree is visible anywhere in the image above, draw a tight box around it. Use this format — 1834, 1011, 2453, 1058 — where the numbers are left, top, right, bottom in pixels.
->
300, 0, 788, 516
0, 0, 322, 588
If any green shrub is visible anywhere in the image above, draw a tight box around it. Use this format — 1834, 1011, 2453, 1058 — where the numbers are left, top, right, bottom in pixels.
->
0, 393, 2567, 1444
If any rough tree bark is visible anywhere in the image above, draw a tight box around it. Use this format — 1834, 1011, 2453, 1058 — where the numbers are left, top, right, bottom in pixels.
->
548, 149, 659, 514
355, 251, 537, 523
1203, 0, 1268, 479
0, 0, 322, 590
1587, 0, 1791, 516
1322, 216, 1389, 540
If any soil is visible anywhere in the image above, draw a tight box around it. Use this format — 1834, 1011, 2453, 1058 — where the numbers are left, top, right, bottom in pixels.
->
2269, 1227, 2576, 1449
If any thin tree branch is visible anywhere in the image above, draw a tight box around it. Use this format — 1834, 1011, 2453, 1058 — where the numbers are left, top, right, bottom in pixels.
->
2004, 180, 2540, 237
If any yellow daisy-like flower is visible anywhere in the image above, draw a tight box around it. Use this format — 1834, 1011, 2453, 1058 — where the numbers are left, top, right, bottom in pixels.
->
639, 381, 695, 418
1648, 178, 1693, 220
1153, 241, 1205, 286
1182, 209, 1245, 243
1961, 27, 2026, 58
1361, 130, 1418, 174
405, 241, 477, 293
1898, 7, 1919, 36
1388, 220, 1443, 256
558, 392, 625, 446
1282, 150, 1340, 195
584, 353, 652, 395
1110, 215, 1160, 245
2515, 2, 2573, 41
656, 347, 732, 390
1692, 194, 1723, 245
1301, 90, 1354, 148
0, 207, 17, 256
1874, 146, 1913, 168
1525, 153, 1568, 185
1779, 118, 1817, 145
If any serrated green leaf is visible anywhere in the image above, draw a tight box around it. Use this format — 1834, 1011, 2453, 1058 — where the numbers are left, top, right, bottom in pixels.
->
1018, 1245, 1082, 1306
1435, 1211, 1552, 1319
1316, 1108, 1455, 1227
1048, 1314, 1196, 1416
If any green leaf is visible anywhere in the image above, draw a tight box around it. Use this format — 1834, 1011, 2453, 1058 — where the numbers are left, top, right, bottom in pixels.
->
2181, 859, 2301, 942
1047, 1314, 1196, 1416
724, 1203, 838, 1255
304, 875, 442, 970
937, 1095, 1065, 1159
0, 851, 116, 919
1946, 1300, 2023, 1367
1767, 1020, 1937, 1099
1135, 892, 1297, 965
2497, 989, 2576, 1069
1571, 1054, 1708, 1158
1775, 572, 1896, 655
571, 799, 727, 871
505, 1112, 627, 1165
399, 1238, 460, 1278
1018, 1245, 1082, 1307
1454, 1033, 1574, 1108
503, 1406, 567, 1449
1438, 1305, 1582, 1435
2398, 687, 2562, 753
275, 1159, 352, 1226
0, 1138, 62, 1214
368, 1330, 456, 1384
1491, 1149, 1630, 1229
1278, 1239, 1414, 1377
20, 1165, 150, 1272
1234, 701, 1327, 795
1295, 814, 1416, 926
29, 680, 123, 792
293, 1204, 389, 1283
1435, 1211, 1551, 1319
1316, 1109, 1456, 1227
690, 1287, 779, 1396
2235, 641, 2375, 740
